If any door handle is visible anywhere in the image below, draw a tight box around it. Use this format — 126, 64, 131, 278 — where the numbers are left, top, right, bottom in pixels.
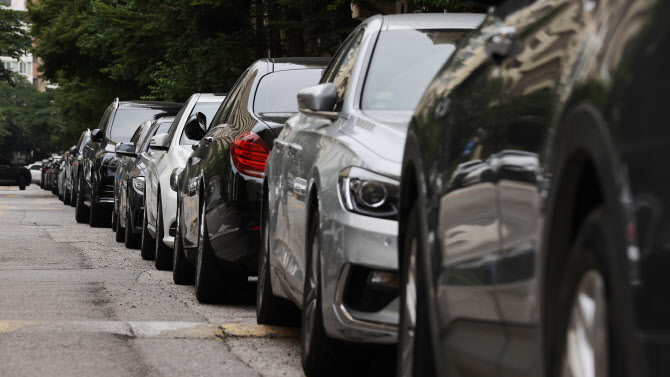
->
274, 139, 287, 150
288, 143, 302, 154
485, 26, 521, 64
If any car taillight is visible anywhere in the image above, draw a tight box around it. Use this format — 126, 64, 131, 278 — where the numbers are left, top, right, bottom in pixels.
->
230, 131, 270, 178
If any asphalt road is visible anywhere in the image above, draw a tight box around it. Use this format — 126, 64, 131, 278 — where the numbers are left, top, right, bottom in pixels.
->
0, 186, 304, 377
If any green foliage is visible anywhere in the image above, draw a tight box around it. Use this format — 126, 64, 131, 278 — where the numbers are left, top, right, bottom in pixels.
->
0, 73, 62, 160
0, 6, 31, 82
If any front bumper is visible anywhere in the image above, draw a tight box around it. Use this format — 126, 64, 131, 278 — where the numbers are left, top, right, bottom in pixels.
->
319, 189, 399, 343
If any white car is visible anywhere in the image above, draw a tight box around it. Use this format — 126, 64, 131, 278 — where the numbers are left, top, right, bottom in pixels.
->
25, 163, 42, 184
142, 93, 226, 269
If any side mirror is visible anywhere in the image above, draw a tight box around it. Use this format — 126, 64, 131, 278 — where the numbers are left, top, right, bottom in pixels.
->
115, 142, 137, 157
91, 129, 103, 142
149, 133, 170, 151
184, 112, 207, 141
69, 145, 77, 155
297, 83, 338, 120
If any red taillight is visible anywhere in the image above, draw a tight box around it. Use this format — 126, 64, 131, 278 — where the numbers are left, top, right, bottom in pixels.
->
230, 131, 270, 178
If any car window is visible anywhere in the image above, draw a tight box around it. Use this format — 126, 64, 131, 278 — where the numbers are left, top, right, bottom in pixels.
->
0, 156, 12, 166
324, 29, 365, 110
108, 109, 174, 143
180, 100, 225, 145
98, 107, 113, 133
30, 165, 42, 171
254, 69, 324, 114
362, 30, 466, 111
210, 69, 251, 129
130, 124, 144, 144
155, 120, 173, 135
167, 101, 189, 143
221, 69, 260, 127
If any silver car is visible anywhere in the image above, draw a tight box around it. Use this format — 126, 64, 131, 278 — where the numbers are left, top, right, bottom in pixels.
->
260, 13, 485, 376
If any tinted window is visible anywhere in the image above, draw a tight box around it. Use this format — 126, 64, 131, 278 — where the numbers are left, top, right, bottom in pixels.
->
109, 109, 172, 143
98, 107, 113, 133
362, 30, 464, 111
180, 101, 224, 145
325, 30, 364, 110
254, 69, 323, 114
30, 165, 42, 170
155, 120, 173, 135
210, 69, 251, 129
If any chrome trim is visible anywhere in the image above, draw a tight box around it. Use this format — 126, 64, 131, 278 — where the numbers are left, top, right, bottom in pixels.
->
333, 264, 398, 335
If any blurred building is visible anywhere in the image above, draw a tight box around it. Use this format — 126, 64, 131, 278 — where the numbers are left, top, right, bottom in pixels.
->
0, 0, 50, 91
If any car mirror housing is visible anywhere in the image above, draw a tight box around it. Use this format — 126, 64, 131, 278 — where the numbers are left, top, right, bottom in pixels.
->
149, 133, 171, 151
69, 145, 77, 155
297, 83, 339, 120
184, 112, 207, 141
91, 129, 103, 142
115, 142, 137, 157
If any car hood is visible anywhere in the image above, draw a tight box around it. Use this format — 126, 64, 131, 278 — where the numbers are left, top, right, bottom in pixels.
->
337, 110, 413, 165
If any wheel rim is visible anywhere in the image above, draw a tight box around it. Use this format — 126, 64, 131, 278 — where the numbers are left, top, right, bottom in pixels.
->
302, 233, 319, 358
173, 206, 180, 266
399, 237, 418, 377
561, 270, 609, 377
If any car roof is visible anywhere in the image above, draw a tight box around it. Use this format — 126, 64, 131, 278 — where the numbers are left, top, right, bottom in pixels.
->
117, 101, 183, 110
196, 93, 228, 103
269, 57, 331, 72
375, 13, 486, 31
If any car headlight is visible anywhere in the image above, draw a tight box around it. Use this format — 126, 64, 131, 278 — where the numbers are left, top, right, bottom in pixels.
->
132, 176, 145, 192
170, 168, 184, 192
338, 167, 398, 220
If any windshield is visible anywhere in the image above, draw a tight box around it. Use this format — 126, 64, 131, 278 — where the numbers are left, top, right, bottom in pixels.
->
254, 69, 323, 115
109, 109, 173, 143
180, 101, 224, 145
362, 30, 466, 111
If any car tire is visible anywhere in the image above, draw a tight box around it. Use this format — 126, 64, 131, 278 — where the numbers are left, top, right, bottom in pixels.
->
397, 203, 436, 377
257, 193, 299, 326
550, 208, 612, 377
63, 187, 71, 205
140, 207, 155, 260
111, 208, 117, 231
75, 176, 90, 224
124, 201, 141, 249
301, 208, 351, 377
154, 195, 173, 271
173, 204, 195, 285
114, 210, 125, 242
89, 177, 110, 228
18, 176, 26, 191
194, 197, 244, 304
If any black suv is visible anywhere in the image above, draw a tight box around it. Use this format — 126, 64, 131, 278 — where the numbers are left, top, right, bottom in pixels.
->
0, 155, 30, 190
397, 0, 670, 376
76, 99, 181, 226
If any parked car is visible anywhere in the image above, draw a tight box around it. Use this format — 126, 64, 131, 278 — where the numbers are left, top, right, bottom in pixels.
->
0, 155, 31, 190
57, 150, 70, 201
75, 99, 181, 226
46, 156, 61, 193
140, 93, 226, 268
113, 117, 175, 247
69, 129, 91, 208
40, 158, 49, 189
25, 163, 42, 185
260, 14, 484, 376
173, 58, 328, 301
396, 0, 670, 376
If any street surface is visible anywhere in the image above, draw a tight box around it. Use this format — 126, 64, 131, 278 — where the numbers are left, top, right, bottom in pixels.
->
0, 186, 304, 377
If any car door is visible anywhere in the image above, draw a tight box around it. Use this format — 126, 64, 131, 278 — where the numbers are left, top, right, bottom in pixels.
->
418, 15, 511, 376
280, 29, 366, 297
490, 0, 580, 375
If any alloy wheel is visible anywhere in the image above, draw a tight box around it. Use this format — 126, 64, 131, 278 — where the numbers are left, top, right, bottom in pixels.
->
561, 270, 609, 377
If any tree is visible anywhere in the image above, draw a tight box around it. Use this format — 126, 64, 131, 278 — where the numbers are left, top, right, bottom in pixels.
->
0, 73, 62, 160
0, 4, 31, 82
